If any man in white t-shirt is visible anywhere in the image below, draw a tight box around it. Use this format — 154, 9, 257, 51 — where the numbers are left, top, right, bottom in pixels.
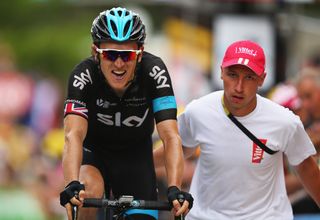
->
154, 40, 320, 220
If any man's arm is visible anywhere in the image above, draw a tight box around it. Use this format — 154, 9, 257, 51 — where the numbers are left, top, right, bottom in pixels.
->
294, 155, 320, 207
183, 146, 198, 159
156, 119, 195, 216
153, 137, 198, 188
153, 142, 197, 169
156, 119, 183, 188
61, 114, 88, 219
62, 114, 88, 184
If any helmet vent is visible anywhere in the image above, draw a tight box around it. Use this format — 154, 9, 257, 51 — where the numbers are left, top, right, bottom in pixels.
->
117, 10, 122, 17
124, 22, 131, 36
110, 21, 118, 36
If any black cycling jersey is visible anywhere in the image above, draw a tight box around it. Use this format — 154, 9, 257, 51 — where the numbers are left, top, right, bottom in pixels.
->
64, 52, 176, 217
64, 51, 177, 151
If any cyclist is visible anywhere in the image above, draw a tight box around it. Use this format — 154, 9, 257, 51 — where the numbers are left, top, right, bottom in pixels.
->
59, 7, 193, 220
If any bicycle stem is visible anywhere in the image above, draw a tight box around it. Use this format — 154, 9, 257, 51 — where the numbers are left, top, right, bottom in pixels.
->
72, 205, 78, 220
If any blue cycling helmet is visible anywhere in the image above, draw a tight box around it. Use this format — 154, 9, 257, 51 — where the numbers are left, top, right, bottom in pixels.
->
91, 7, 146, 46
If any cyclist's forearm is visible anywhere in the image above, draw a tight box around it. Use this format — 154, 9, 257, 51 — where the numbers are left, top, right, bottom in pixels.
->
164, 135, 184, 188
156, 120, 184, 188
153, 145, 166, 168
62, 135, 83, 185
62, 115, 87, 185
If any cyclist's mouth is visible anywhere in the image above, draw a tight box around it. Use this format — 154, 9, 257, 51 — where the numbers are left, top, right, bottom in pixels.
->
112, 70, 126, 80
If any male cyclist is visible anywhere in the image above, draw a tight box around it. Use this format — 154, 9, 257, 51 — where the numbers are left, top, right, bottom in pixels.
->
59, 7, 193, 220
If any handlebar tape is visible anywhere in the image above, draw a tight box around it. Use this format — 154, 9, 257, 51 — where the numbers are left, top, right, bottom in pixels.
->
83, 198, 104, 208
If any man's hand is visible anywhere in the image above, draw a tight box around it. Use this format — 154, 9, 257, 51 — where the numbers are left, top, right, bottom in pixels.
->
167, 186, 194, 217
60, 181, 85, 220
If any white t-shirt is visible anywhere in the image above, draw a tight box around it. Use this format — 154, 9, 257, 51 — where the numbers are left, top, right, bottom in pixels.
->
178, 90, 316, 220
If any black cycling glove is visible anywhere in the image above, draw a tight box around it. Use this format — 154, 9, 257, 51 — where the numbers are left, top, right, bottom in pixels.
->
167, 186, 194, 209
60, 180, 85, 207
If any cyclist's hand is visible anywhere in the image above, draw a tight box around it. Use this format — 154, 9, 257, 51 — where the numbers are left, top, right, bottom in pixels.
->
60, 181, 85, 219
167, 186, 194, 216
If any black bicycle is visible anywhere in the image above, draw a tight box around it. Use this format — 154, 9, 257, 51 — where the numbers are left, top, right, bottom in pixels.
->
72, 195, 185, 220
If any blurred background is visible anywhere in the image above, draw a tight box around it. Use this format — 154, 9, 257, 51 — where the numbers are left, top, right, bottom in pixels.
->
1, 0, 320, 219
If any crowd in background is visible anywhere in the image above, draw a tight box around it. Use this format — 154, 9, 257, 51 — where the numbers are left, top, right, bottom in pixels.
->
272, 54, 320, 216
0, 42, 65, 219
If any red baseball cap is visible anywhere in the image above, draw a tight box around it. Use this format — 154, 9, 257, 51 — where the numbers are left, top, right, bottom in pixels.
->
221, 40, 266, 76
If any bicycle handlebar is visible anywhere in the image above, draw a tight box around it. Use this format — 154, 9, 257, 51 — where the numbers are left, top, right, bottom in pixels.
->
83, 198, 172, 210
73, 196, 185, 220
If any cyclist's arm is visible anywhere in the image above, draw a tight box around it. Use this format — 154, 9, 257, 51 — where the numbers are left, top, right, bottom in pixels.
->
153, 144, 197, 168
156, 119, 183, 188
62, 114, 88, 185
153, 145, 165, 168
294, 155, 320, 207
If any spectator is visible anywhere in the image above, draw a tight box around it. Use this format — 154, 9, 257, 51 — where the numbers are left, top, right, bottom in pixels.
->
155, 40, 320, 220
293, 66, 320, 214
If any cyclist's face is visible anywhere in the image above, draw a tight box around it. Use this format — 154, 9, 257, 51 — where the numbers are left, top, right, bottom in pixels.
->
297, 78, 320, 119
96, 41, 142, 96
221, 65, 265, 116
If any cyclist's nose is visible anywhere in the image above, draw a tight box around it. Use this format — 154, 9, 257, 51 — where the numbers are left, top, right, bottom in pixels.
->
114, 56, 125, 68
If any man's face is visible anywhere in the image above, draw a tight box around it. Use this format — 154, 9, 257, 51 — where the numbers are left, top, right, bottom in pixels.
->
297, 77, 320, 119
221, 65, 265, 116
94, 41, 143, 96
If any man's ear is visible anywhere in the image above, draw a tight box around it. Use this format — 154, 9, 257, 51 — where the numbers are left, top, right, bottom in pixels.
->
258, 72, 267, 87
91, 44, 98, 55
91, 44, 99, 62
220, 66, 224, 80
137, 46, 144, 63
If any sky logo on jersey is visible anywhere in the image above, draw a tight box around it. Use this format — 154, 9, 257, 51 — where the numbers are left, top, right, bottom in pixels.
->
64, 102, 88, 119
152, 96, 176, 113
73, 69, 92, 90
97, 109, 149, 127
252, 139, 267, 163
149, 65, 170, 89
